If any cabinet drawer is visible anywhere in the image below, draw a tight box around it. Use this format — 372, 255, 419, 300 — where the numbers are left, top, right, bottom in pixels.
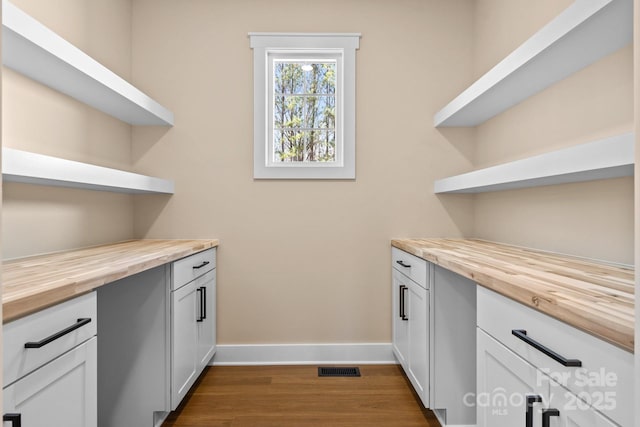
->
3, 292, 97, 387
477, 286, 632, 427
172, 248, 216, 290
391, 247, 428, 289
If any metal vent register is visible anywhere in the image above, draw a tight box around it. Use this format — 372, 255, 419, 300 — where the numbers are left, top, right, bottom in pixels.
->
317, 367, 361, 377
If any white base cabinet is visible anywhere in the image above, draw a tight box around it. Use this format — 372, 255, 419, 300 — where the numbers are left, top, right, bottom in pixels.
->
391, 247, 630, 427
477, 328, 619, 427
476, 286, 631, 427
3, 338, 97, 427
3, 292, 98, 427
391, 248, 477, 426
406, 274, 429, 400
97, 248, 217, 426
391, 248, 429, 407
171, 280, 199, 408
171, 268, 216, 407
170, 249, 217, 410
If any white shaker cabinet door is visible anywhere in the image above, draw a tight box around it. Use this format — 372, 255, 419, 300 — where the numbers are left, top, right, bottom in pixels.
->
171, 281, 198, 410
477, 329, 549, 427
3, 337, 97, 427
391, 269, 409, 368
196, 269, 217, 370
407, 279, 428, 406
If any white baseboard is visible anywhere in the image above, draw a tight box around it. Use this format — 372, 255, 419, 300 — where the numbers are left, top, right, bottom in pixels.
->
211, 343, 396, 366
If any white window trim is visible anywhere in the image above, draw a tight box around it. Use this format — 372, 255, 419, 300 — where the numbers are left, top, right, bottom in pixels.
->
250, 33, 360, 179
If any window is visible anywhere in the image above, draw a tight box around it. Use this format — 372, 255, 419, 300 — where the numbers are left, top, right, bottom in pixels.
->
272, 57, 337, 164
250, 33, 360, 179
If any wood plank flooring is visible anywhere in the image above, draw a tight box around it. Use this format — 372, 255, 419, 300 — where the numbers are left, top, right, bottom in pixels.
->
162, 365, 440, 426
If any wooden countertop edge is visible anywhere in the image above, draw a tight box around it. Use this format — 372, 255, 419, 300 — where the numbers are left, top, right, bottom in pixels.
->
391, 239, 635, 353
2, 239, 219, 323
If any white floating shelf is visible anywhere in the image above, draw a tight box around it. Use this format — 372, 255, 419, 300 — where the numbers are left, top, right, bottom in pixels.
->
434, 133, 634, 193
2, 148, 175, 194
434, 0, 632, 127
1, 0, 174, 126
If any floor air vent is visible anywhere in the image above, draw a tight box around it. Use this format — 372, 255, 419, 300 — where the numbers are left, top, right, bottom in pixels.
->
318, 367, 361, 377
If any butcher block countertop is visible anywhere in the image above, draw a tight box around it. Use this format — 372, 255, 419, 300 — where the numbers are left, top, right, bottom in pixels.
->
392, 238, 635, 352
2, 239, 219, 323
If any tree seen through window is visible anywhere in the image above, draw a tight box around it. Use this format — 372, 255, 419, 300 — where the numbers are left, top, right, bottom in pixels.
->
273, 61, 337, 163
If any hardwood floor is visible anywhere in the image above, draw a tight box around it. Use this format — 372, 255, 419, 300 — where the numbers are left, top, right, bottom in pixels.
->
162, 365, 441, 426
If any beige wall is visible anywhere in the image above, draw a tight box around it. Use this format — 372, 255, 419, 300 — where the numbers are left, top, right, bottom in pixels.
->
2, 0, 135, 259
131, 0, 475, 344
472, 0, 573, 77
472, 0, 634, 265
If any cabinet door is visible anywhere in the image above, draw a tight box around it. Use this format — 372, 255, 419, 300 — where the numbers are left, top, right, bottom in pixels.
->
3, 337, 97, 427
545, 388, 619, 427
196, 269, 216, 370
391, 270, 409, 367
171, 281, 198, 410
477, 329, 548, 427
407, 279, 428, 407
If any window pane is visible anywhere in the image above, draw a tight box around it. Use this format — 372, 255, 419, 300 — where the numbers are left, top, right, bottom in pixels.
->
305, 95, 335, 129
273, 129, 304, 162
308, 130, 336, 162
274, 61, 336, 95
274, 96, 336, 131
273, 130, 335, 163
271, 60, 337, 164
274, 62, 304, 94
305, 63, 336, 94
274, 96, 304, 129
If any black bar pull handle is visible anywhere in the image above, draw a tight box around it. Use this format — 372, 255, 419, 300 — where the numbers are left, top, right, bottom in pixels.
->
512, 329, 582, 367
3, 413, 21, 427
25, 318, 92, 349
193, 261, 210, 269
401, 286, 409, 321
396, 260, 411, 268
398, 285, 405, 319
196, 288, 204, 322
200, 286, 207, 320
525, 394, 542, 427
542, 409, 560, 427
